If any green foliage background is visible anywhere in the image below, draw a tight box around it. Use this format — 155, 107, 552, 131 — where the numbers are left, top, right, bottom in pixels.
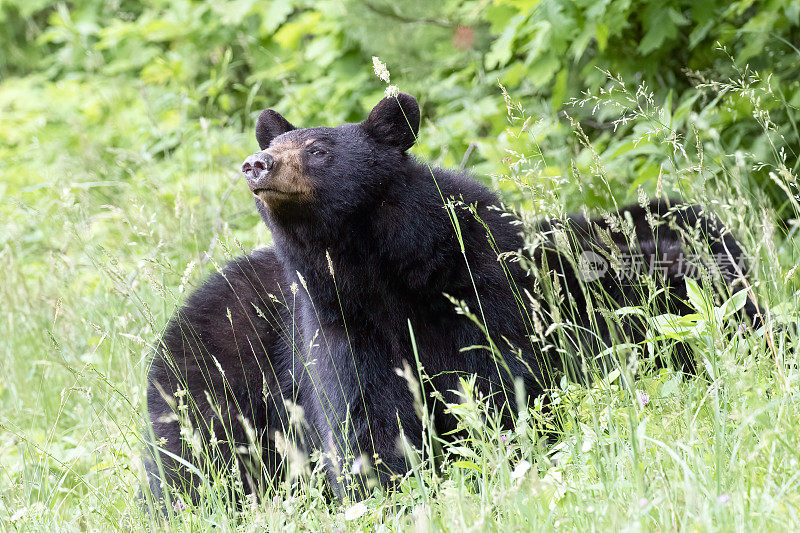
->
2, 0, 800, 529
5, 0, 800, 202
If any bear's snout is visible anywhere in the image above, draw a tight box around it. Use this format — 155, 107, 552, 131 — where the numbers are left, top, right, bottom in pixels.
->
241, 152, 275, 192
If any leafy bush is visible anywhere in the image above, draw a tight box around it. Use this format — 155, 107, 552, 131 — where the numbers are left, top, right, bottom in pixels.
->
3, 0, 798, 218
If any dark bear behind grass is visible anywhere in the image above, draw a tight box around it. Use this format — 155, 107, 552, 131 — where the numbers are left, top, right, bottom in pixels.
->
145, 93, 758, 508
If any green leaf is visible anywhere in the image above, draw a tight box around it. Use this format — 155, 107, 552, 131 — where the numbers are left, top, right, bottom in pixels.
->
273, 12, 322, 50
722, 287, 750, 319
261, 0, 295, 33
615, 306, 648, 317
596, 23, 609, 51
487, 3, 519, 33
662, 90, 673, 127
648, 313, 702, 339
486, 13, 526, 69
452, 460, 483, 473
638, 8, 677, 55
551, 69, 568, 109
685, 277, 713, 318
627, 164, 661, 196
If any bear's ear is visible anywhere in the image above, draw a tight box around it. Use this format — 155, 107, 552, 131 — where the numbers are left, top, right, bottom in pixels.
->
362, 93, 420, 151
256, 109, 296, 150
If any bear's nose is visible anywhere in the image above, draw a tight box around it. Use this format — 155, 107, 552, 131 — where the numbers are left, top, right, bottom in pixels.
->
242, 152, 275, 174
241, 152, 275, 191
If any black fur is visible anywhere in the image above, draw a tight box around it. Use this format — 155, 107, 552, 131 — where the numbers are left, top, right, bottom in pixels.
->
532, 200, 759, 377
144, 249, 295, 506
144, 93, 757, 506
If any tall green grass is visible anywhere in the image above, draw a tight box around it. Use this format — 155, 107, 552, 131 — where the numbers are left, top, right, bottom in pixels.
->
2, 61, 800, 531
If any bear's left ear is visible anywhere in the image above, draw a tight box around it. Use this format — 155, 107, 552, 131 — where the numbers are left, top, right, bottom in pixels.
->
362, 93, 420, 151
256, 109, 296, 150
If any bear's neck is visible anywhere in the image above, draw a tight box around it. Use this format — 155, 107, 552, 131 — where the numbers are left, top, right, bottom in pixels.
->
265, 171, 464, 325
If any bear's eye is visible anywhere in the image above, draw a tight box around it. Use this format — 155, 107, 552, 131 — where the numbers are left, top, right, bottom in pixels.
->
309, 148, 327, 157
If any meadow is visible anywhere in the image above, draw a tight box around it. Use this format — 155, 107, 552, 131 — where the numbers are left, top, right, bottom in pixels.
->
2, 0, 800, 530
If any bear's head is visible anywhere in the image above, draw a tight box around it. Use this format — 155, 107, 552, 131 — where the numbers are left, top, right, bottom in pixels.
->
241, 93, 420, 222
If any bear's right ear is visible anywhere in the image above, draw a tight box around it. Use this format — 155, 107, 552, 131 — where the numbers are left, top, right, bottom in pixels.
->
256, 109, 295, 149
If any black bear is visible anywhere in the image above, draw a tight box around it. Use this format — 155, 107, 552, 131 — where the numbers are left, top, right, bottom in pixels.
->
145, 93, 758, 506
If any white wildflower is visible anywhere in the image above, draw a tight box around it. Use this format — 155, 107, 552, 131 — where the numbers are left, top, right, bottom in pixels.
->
511, 459, 531, 480
344, 501, 368, 521
372, 56, 390, 83
326, 250, 334, 277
